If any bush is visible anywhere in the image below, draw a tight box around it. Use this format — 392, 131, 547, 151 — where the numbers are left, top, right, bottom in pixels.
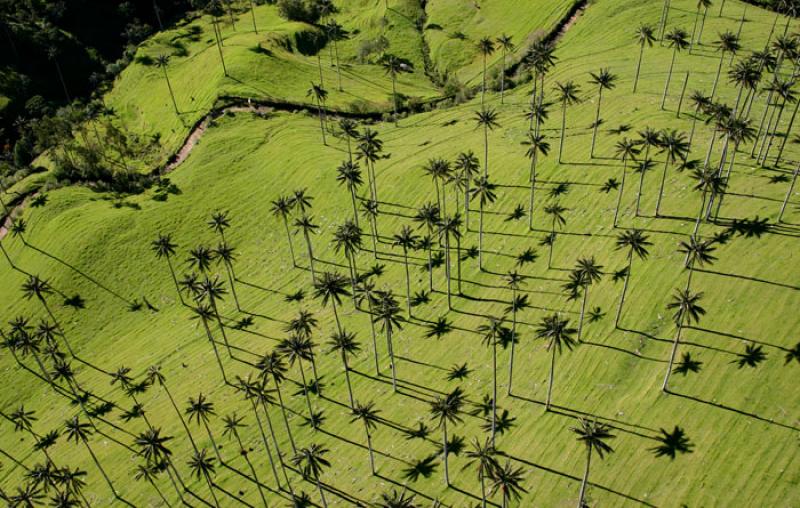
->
276, 0, 336, 24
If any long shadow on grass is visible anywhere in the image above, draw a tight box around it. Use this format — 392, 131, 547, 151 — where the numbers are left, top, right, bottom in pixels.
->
664, 389, 800, 432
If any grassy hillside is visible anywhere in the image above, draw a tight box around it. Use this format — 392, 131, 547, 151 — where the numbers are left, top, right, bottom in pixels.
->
1, 0, 800, 506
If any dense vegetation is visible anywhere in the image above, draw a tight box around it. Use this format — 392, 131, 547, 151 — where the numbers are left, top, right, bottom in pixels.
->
1, 0, 800, 506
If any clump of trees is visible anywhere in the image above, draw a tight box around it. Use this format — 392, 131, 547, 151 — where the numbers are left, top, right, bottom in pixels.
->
276, 0, 336, 24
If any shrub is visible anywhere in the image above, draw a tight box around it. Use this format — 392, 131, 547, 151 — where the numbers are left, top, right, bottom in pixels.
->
276, 0, 336, 24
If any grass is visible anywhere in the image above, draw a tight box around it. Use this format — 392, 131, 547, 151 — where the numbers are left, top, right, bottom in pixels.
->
1, 0, 800, 506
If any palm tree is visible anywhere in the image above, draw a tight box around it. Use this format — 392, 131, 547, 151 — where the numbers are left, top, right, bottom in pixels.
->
422, 157, 452, 215
362, 199, 380, 256
497, 34, 514, 104
654, 129, 689, 216
661, 28, 690, 110
155, 54, 179, 114
504, 271, 527, 396
313, 271, 351, 333
614, 229, 652, 327
478, 317, 506, 445
151, 233, 184, 305
689, 0, 713, 52
572, 418, 616, 508
429, 387, 465, 486
778, 161, 800, 222
687, 91, 711, 148
589, 68, 618, 157
357, 128, 384, 202
206, 1, 228, 77
663, 289, 706, 391
535, 314, 577, 410
373, 290, 405, 391
543, 203, 568, 268
188, 449, 220, 507
327, 329, 360, 408
463, 437, 499, 508
214, 242, 240, 310
471, 176, 498, 270
326, 20, 347, 90
478, 37, 496, 105
147, 366, 200, 454
474, 108, 501, 177
554, 80, 581, 162
336, 161, 364, 226
613, 138, 641, 226
294, 215, 319, 282
439, 213, 463, 308
678, 236, 716, 291
271, 195, 297, 267
64, 417, 126, 503
307, 83, 328, 145
187, 245, 215, 274
710, 31, 740, 98
339, 118, 360, 162
488, 460, 527, 508
527, 40, 557, 129
381, 54, 412, 125
292, 444, 331, 507
759, 79, 796, 167
278, 335, 319, 427
256, 351, 297, 453
525, 132, 550, 229
350, 401, 381, 475
455, 151, 480, 229
191, 304, 228, 383
392, 225, 419, 316
688, 167, 724, 238
572, 257, 603, 341
632, 24, 657, 93
221, 413, 269, 507
332, 220, 363, 299
185, 393, 222, 463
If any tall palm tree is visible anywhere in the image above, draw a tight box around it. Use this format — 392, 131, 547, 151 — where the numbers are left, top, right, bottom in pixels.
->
191, 304, 228, 383
504, 271, 527, 396
526, 132, 550, 229
572, 257, 603, 341
357, 128, 384, 202
478, 317, 506, 445
632, 24, 657, 93
187, 449, 220, 507
326, 20, 347, 91
488, 460, 527, 508
155, 54, 179, 114
256, 351, 297, 453
455, 151, 480, 229
589, 68, 618, 157
554, 80, 581, 162
471, 176, 498, 271
710, 31, 740, 98
278, 335, 319, 427
497, 34, 514, 104
327, 329, 360, 408
663, 289, 706, 391
350, 401, 381, 475
759, 79, 796, 166
373, 291, 405, 391
294, 215, 319, 283
271, 195, 297, 267
380, 54, 412, 125
307, 83, 328, 145
535, 313, 577, 410
661, 28, 690, 110
478, 37, 496, 105
339, 118, 360, 162
151, 233, 184, 305
422, 158, 452, 216
678, 236, 717, 292
336, 161, 364, 226
292, 444, 331, 507
463, 437, 499, 508
439, 213, 463, 308
572, 418, 616, 508
614, 229, 652, 327
147, 366, 200, 454
185, 393, 221, 461
527, 40, 557, 128
429, 387, 465, 486
689, 0, 713, 52
778, 161, 800, 222
332, 220, 363, 300
613, 138, 641, 226
392, 225, 419, 316
361, 199, 380, 256
687, 91, 711, 148
64, 417, 126, 504
654, 129, 689, 216
214, 242, 240, 311
543, 203, 568, 268
221, 413, 269, 507
313, 271, 351, 333
474, 108, 501, 177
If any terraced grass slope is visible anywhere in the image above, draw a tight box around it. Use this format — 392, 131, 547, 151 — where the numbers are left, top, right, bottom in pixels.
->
1, 0, 800, 506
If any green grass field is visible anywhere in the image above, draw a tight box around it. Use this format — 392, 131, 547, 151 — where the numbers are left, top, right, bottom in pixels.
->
2, 0, 800, 506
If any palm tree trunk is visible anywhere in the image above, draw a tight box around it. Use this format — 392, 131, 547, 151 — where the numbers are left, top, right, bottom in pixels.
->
775, 97, 800, 165
317, 101, 327, 145
365, 426, 376, 474
676, 71, 690, 117
442, 422, 450, 486
478, 202, 485, 270
688, 104, 702, 149
508, 303, 516, 396
203, 472, 221, 508
303, 231, 316, 282
162, 68, 179, 114
249, 0, 258, 33
752, 92, 774, 157
212, 19, 228, 76
500, 50, 507, 104
482, 55, 487, 106
403, 250, 412, 317
577, 447, 592, 508
761, 102, 786, 165
334, 38, 343, 91
366, 300, 380, 375
546, 346, 556, 410
342, 353, 355, 408
391, 73, 398, 125
445, 232, 452, 308
483, 124, 490, 177
387, 326, 398, 392
633, 43, 645, 93
591, 88, 603, 157
689, 8, 701, 53
655, 158, 671, 216
779, 163, 800, 221
661, 49, 677, 110
480, 468, 487, 508
615, 253, 633, 327
273, 380, 297, 454
577, 286, 589, 341
613, 158, 628, 226
559, 101, 567, 162
233, 430, 269, 507
529, 152, 538, 229
314, 473, 328, 508
297, 361, 317, 428
662, 316, 684, 391
246, 398, 282, 490
492, 339, 498, 444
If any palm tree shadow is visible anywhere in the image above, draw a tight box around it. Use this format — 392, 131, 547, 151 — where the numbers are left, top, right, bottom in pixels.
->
373, 472, 450, 506
664, 389, 800, 432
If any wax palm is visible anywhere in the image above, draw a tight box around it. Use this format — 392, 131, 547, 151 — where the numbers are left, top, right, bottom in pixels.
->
294, 215, 319, 282
313, 271, 351, 333
470, 176, 498, 270
554, 80, 581, 162
573, 257, 604, 341
661, 28, 690, 110
678, 237, 716, 291
525, 132, 550, 229
478, 36, 496, 105
439, 213, 463, 307
307, 83, 328, 144
488, 460, 527, 508
687, 90, 711, 148
271, 195, 297, 266
350, 400, 381, 474
336, 161, 364, 226
663, 289, 705, 391
151, 233, 184, 304
155, 54, 179, 114
759, 79, 796, 167
187, 245, 215, 274
614, 229, 652, 326
134, 427, 173, 466
357, 128, 384, 202
632, 24, 656, 93
361, 199, 380, 255
429, 387, 465, 486
393, 225, 419, 316
339, 118, 360, 161
536, 314, 577, 410
373, 290, 405, 391
380, 54, 412, 124
327, 329, 360, 407
188, 449, 219, 507
64, 417, 122, 501
572, 418, 616, 507
655, 129, 689, 216
292, 444, 331, 507
497, 34, 514, 103
464, 437, 499, 508
478, 317, 506, 445
504, 271, 527, 396
278, 335, 319, 427
474, 108, 501, 177
613, 138, 641, 226
544, 203, 568, 268
256, 351, 296, 453
589, 68, 618, 157
185, 393, 221, 460
710, 31, 740, 98
332, 219, 363, 300
455, 150, 481, 228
